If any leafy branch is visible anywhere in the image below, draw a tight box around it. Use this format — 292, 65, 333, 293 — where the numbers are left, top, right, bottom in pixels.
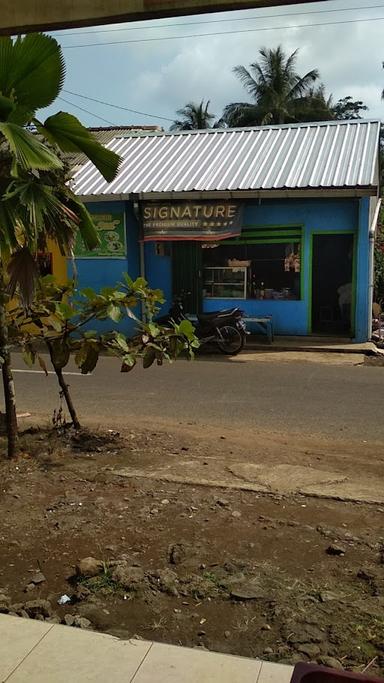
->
7, 274, 199, 429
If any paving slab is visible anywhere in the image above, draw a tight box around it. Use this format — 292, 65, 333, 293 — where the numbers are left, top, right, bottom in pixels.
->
0, 615, 295, 683
6, 623, 151, 682
300, 480, 384, 504
114, 462, 384, 506
245, 337, 381, 355
257, 662, 294, 683
0, 614, 53, 682
131, 641, 262, 682
227, 464, 348, 493
231, 351, 366, 365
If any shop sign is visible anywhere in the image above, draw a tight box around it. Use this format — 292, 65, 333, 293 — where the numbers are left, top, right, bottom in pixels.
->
141, 201, 243, 241
74, 212, 126, 257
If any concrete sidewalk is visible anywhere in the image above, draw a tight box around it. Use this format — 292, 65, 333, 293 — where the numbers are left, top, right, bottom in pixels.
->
0, 614, 293, 682
246, 335, 382, 355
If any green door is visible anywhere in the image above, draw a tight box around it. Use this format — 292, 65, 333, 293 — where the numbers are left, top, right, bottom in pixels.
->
172, 242, 203, 314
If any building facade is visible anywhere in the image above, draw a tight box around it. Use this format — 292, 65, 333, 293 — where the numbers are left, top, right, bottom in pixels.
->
63, 120, 380, 343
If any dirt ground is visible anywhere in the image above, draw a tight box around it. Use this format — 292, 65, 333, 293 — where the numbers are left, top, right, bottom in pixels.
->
1, 424, 384, 676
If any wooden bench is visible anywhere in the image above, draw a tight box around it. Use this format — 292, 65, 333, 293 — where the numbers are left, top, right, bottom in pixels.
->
244, 316, 274, 343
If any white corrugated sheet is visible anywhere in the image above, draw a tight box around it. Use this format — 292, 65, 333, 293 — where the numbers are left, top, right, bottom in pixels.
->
66, 125, 162, 170
73, 120, 380, 198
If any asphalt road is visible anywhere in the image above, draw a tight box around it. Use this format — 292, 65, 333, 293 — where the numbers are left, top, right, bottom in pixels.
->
7, 352, 384, 441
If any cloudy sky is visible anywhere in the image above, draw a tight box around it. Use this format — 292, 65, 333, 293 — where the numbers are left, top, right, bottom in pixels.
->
44, 0, 384, 129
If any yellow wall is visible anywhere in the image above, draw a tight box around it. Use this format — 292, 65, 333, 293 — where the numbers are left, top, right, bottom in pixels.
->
48, 240, 68, 284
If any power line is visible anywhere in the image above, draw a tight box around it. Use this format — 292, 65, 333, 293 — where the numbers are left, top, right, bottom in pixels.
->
57, 95, 118, 125
54, 3, 384, 37
62, 14, 384, 49
62, 89, 174, 122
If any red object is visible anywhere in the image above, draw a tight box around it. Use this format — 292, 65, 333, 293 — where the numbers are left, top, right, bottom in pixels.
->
291, 664, 384, 683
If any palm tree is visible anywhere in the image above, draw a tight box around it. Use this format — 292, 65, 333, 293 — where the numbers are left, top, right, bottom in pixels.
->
220, 46, 332, 127
294, 84, 334, 122
0, 33, 121, 457
170, 100, 215, 131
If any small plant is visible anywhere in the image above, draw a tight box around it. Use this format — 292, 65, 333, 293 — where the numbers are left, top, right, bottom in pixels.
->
202, 571, 221, 586
149, 616, 167, 631
7, 273, 199, 431
233, 617, 251, 633
78, 564, 120, 594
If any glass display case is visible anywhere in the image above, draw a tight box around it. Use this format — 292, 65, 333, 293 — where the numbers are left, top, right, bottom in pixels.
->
203, 266, 247, 299
202, 241, 302, 301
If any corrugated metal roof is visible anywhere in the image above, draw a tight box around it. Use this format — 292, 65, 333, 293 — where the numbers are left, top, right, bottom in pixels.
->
87, 125, 163, 145
73, 120, 380, 198
67, 125, 162, 169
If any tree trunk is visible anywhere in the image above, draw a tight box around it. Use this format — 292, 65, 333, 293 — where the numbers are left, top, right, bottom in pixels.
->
46, 340, 81, 429
52, 362, 81, 430
0, 285, 18, 458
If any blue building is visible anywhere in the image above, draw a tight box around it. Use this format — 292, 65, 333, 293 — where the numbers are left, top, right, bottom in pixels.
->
72, 119, 381, 343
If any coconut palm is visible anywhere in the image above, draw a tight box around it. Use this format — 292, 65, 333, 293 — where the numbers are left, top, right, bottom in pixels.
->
170, 100, 215, 131
220, 46, 332, 127
0, 33, 121, 457
293, 84, 334, 122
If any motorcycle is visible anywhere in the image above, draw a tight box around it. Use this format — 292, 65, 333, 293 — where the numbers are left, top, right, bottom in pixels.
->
157, 295, 247, 356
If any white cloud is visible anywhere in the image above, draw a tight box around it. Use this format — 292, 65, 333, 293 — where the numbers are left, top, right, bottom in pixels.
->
124, 4, 384, 124
44, 0, 384, 127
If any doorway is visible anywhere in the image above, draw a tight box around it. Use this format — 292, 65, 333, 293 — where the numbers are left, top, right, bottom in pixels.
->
172, 242, 203, 314
311, 233, 354, 335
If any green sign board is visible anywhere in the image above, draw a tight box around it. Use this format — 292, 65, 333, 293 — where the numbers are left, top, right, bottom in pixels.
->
74, 212, 126, 258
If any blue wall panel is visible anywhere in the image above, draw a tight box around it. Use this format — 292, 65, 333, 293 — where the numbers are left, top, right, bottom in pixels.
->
203, 298, 308, 335
205, 199, 365, 338
355, 197, 370, 343
69, 200, 140, 335
71, 197, 371, 341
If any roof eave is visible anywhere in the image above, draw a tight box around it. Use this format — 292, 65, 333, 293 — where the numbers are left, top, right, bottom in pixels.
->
78, 187, 378, 203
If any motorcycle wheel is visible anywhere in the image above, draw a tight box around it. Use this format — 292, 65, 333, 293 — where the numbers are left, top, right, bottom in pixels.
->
216, 325, 245, 355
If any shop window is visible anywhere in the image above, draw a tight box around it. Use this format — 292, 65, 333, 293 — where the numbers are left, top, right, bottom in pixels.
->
202, 239, 301, 300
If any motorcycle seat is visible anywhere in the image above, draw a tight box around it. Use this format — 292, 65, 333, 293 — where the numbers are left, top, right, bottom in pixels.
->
197, 308, 238, 322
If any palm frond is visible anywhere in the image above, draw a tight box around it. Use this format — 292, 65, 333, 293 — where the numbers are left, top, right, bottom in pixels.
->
6, 177, 72, 232
170, 100, 214, 130
10, 34, 65, 112
283, 48, 299, 79
66, 194, 100, 251
170, 119, 188, 132
0, 195, 21, 258
0, 38, 15, 99
233, 66, 260, 99
7, 247, 38, 306
37, 112, 121, 182
219, 102, 262, 128
249, 62, 268, 94
289, 69, 319, 99
1, 174, 87, 258
0, 123, 62, 171
0, 94, 15, 121
6, 106, 35, 127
